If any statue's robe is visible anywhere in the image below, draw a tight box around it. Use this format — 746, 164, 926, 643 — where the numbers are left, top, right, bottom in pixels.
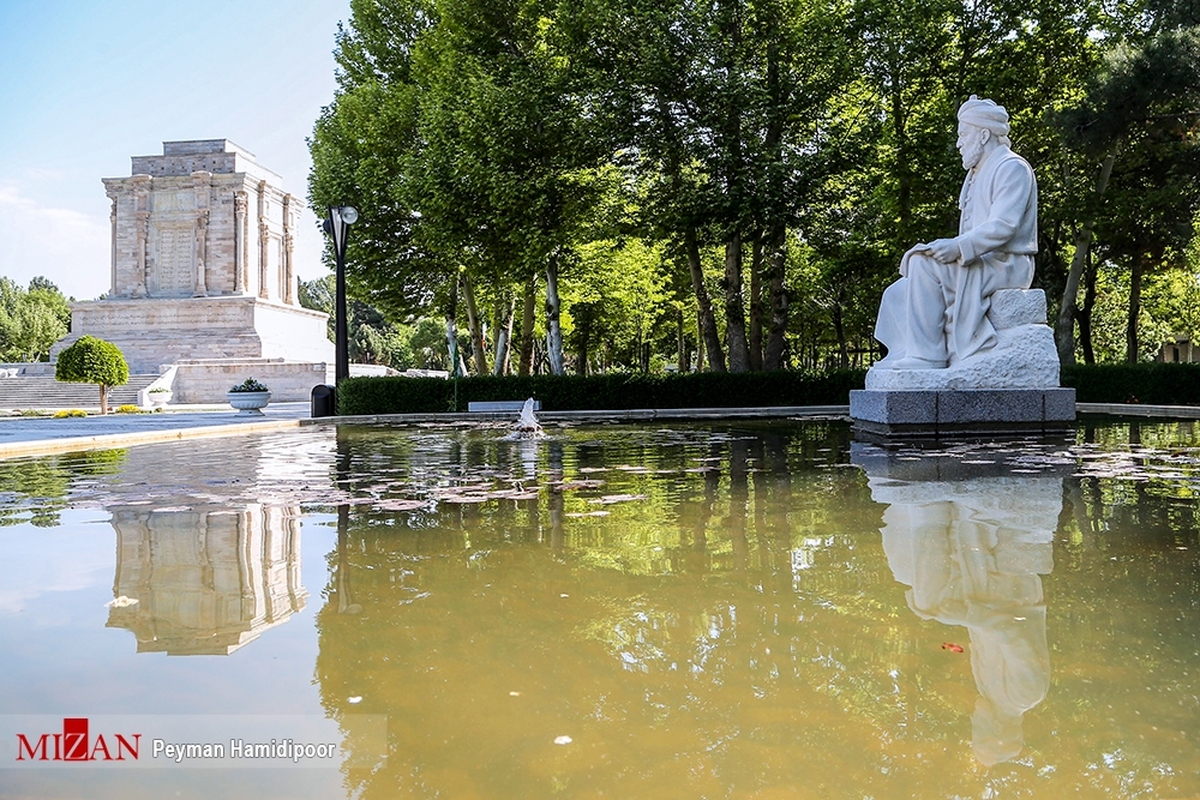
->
875, 145, 1038, 366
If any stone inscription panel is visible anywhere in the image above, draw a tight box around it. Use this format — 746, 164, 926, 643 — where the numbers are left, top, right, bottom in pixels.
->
153, 189, 193, 214
154, 226, 193, 296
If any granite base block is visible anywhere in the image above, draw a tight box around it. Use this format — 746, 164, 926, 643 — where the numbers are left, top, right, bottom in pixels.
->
850, 388, 1075, 439
847, 389, 938, 425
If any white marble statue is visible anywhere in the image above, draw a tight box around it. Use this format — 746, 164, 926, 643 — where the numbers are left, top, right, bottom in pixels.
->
873, 96, 1041, 377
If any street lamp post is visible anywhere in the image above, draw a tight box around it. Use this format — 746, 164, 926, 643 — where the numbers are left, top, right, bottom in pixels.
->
323, 206, 358, 384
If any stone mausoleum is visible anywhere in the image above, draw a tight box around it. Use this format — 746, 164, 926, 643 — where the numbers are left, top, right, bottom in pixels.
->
52, 140, 334, 402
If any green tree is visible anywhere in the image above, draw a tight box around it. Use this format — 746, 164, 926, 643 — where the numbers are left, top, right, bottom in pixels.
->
299, 275, 418, 369
574, 0, 855, 372
55, 335, 129, 414
0, 276, 72, 362
414, 0, 612, 374
1054, 9, 1200, 364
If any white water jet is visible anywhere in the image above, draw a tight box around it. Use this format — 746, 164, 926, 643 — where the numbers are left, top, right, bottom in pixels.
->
511, 398, 543, 437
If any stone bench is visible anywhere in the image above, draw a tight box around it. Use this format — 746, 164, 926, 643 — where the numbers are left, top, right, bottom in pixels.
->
467, 400, 541, 413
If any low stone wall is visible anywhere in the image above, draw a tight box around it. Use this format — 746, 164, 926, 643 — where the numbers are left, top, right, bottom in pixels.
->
253, 302, 335, 364
170, 360, 332, 403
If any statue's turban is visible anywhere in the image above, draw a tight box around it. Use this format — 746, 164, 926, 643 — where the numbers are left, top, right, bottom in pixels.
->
958, 95, 1010, 137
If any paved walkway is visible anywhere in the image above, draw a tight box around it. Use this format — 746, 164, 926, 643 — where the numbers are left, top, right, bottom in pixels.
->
0, 402, 312, 458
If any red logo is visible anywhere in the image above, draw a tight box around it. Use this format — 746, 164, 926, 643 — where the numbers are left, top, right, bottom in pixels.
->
15, 718, 140, 762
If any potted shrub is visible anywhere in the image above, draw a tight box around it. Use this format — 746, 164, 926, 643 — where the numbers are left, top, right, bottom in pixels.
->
227, 378, 271, 415
147, 386, 172, 408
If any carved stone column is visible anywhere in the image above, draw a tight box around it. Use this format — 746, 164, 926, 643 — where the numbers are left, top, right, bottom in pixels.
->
283, 232, 295, 304
282, 194, 295, 305
131, 175, 151, 298
192, 171, 211, 297
194, 208, 210, 297
257, 181, 270, 300
233, 191, 247, 293
107, 193, 118, 297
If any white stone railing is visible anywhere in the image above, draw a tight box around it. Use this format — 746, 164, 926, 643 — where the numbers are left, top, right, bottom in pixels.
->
138, 365, 178, 408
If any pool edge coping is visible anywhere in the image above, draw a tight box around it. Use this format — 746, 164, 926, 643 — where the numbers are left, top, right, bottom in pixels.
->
3, 401, 1199, 460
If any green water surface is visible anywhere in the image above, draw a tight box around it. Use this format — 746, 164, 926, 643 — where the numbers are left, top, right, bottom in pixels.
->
0, 419, 1197, 799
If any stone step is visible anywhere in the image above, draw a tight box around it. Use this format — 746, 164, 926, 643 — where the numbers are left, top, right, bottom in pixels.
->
0, 374, 161, 411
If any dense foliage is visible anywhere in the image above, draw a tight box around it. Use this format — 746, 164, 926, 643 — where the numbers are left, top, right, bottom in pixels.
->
54, 335, 129, 414
0, 277, 71, 362
309, 0, 1200, 376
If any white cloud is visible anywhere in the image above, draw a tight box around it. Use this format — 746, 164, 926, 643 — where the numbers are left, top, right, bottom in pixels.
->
0, 182, 109, 299
0, 519, 113, 615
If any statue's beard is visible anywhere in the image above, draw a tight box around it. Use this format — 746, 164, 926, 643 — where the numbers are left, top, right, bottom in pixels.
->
961, 140, 985, 170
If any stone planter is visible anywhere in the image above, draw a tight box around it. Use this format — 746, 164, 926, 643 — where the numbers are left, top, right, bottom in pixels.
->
227, 391, 271, 415
148, 391, 172, 409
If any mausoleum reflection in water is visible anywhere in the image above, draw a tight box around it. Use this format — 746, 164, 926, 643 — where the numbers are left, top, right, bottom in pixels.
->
106, 504, 307, 655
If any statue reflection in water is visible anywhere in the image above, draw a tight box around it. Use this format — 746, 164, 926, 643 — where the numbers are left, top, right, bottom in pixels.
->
853, 443, 1059, 766
106, 505, 307, 655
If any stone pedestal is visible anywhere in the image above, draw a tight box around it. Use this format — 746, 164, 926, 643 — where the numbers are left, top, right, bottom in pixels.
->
55, 295, 333, 373
853, 288, 1076, 439
850, 387, 1076, 439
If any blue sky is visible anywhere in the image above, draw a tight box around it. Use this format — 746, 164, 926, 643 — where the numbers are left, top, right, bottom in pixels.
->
0, 0, 351, 300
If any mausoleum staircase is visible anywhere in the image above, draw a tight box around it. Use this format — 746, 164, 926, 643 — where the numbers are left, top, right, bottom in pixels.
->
0, 373, 160, 412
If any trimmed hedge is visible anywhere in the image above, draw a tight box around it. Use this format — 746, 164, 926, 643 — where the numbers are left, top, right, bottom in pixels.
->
337, 362, 1200, 416
337, 369, 868, 416
1062, 362, 1200, 405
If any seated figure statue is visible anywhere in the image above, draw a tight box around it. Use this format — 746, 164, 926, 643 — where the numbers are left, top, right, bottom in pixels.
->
872, 96, 1049, 385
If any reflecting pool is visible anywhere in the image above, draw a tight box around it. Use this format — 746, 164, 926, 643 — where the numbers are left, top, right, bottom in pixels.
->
1, 419, 1198, 799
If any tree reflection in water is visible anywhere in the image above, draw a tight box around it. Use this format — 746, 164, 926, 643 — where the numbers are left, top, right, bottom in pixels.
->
246, 420, 1200, 798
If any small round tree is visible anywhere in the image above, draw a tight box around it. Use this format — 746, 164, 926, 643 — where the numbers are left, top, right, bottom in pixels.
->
55, 335, 129, 415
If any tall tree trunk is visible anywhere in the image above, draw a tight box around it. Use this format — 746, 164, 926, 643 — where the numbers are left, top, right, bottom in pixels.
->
575, 306, 591, 376
763, 225, 789, 370
462, 273, 488, 375
749, 236, 763, 371
677, 306, 687, 372
720, 231, 748, 371
545, 251, 565, 375
1056, 150, 1117, 366
686, 225, 726, 372
761, 32, 789, 373
696, 309, 706, 371
518, 273, 536, 376
492, 293, 514, 376
716, 0, 748, 374
99, 385, 109, 415
890, 68, 912, 242
832, 292, 849, 369
724, 233, 751, 372
1079, 254, 1098, 364
1127, 254, 1145, 363
445, 274, 467, 376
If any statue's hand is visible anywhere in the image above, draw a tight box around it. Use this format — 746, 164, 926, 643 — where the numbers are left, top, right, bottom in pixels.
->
926, 238, 961, 264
